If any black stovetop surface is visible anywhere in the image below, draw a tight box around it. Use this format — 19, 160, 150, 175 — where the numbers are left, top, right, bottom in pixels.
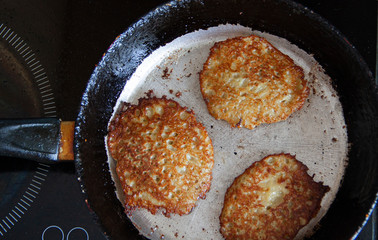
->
0, 0, 376, 239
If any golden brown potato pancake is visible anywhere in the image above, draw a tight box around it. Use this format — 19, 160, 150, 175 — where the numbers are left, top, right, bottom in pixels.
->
107, 97, 214, 216
200, 35, 309, 129
220, 153, 329, 240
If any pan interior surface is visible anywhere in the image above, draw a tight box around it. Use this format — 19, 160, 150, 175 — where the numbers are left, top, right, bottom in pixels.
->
74, 0, 378, 239
106, 24, 348, 240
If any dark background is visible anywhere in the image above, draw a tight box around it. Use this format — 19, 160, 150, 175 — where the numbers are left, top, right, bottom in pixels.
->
0, 0, 376, 239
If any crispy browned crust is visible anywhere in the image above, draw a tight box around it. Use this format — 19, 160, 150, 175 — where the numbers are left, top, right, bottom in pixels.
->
220, 153, 329, 240
200, 35, 310, 129
107, 97, 214, 216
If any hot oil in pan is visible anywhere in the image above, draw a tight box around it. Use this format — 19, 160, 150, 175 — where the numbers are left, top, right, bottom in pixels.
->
106, 24, 348, 240
0, 24, 56, 236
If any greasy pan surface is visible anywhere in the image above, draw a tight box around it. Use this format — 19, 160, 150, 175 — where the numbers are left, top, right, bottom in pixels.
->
74, 0, 378, 239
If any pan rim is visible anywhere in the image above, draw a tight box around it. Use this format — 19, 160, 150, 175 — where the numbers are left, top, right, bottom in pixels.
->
74, 0, 378, 239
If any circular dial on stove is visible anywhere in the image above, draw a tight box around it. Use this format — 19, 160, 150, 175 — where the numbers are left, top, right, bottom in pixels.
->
0, 23, 56, 237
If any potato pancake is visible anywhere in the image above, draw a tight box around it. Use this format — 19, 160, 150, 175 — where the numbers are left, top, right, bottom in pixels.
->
220, 153, 329, 240
200, 35, 309, 129
107, 97, 214, 216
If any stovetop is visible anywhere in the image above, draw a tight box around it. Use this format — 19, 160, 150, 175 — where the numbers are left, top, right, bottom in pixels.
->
0, 0, 376, 239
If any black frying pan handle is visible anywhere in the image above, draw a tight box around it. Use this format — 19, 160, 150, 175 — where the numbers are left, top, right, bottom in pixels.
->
0, 118, 61, 163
